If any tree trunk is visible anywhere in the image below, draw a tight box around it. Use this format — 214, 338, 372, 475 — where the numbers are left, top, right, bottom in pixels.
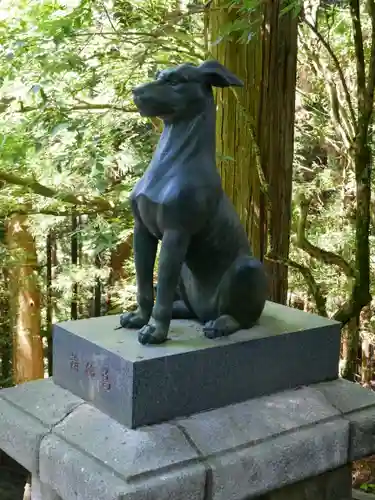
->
6, 214, 44, 384
0, 268, 11, 386
107, 233, 133, 310
71, 214, 78, 320
361, 338, 372, 385
210, 1, 264, 258
93, 253, 102, 317
332, 0, 374, 327
340, 314, 360, 381
46, 231, 53, 376
109, 234, 133, 285
360, 304, 372, 385
258, 1, 298, 304
209, 0, 297, 304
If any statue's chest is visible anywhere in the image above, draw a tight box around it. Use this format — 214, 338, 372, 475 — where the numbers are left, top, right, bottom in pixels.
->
131, 176, 220, 237
132, 169, 185, 206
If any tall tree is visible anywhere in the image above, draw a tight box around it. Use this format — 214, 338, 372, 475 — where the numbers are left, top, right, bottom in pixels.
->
209, 0, 298, 304
6, 215, 44, 383
0, 267, 11, 386
294, 0, 375, 379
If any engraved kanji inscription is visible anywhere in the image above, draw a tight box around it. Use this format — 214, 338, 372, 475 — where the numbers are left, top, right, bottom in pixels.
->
100, 368, 111, 391
85, 362, 96, 378
69, 353, 79, 372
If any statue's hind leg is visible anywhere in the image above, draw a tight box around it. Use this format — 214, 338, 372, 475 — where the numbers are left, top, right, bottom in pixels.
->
171, 276, 197, 319
155, 277, 197, 320
172, 300, 197, 319
203, 255, 268, 339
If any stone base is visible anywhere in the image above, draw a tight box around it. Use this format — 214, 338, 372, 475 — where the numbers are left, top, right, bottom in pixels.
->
52, 301, 341, 427
256, 466, 352, 500
31, 477, 60, 500
353, 490, 375, 500
1, 378, 375, 499
29, 468, 353, 500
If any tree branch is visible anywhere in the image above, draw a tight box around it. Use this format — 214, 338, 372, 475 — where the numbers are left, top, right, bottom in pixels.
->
101, 0, 119, 34
295, 194, 356, 278
3, 207, 109, 217
333, 296, 359, 325
0, 97, 137, 114
302, 16, 356, 127
301, 38, 354, 147
265, 254, 327, 317
0, 171, 115, 211
18, 102, 137, 114
349, 0, 366, 112
333, 283, 371, 326
367, 0, 375, 114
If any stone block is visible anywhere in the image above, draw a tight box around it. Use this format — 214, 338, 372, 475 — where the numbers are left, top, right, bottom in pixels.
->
0, 379, 83, 473
255, 465, 352, 500
39, 433, 206, 500
52, 403, 202, 480
37, 383, 348, 500
312, 378, 375, 413
205, 419, 349, 500
345, 406, 375, 461
40, 434, 130, 500
0, 379, 83, 425
177, 387, 349, 500
31, 477, 62, 500
0, 396, 48, 473
312, 378, 375, 460
52, 301, 341, 427
177, 386, 340, 455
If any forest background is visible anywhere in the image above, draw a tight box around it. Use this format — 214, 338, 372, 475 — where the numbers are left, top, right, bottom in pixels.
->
0, 0, 374, 389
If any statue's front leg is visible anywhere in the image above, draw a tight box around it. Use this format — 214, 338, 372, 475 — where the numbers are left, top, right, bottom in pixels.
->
138, 230, 190, 345
120, 218, 158, 329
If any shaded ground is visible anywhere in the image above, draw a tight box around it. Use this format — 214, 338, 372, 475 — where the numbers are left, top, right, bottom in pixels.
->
0, 451, 28, 500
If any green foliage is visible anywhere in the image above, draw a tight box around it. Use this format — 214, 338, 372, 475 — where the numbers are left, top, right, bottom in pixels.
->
1, 0, 374, 388
289, 0, 375, 334
0, 0, 203, 217
0, 0, 204, 385
360, 483, 375, 492
219, 0, 302, 44
0, 0, 204, 213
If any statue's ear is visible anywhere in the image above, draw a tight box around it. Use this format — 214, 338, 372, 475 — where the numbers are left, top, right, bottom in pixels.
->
198, 60, 244, 88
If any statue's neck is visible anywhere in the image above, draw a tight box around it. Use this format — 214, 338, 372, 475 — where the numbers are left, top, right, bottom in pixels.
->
152, 96, 216, 170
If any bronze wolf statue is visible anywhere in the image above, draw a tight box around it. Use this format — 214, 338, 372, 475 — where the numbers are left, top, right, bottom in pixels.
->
120, 60, 268, 345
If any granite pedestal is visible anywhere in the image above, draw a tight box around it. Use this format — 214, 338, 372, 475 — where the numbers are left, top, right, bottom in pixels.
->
52, 301, 341, 428
2, 301, 366, 500
1, 378, 375, 500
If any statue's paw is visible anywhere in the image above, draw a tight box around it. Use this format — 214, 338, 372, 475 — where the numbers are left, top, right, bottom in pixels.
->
203, 320, 221, 339
203, 315, 240, 339
120, 311, 148, 329
138, 324, 168, 345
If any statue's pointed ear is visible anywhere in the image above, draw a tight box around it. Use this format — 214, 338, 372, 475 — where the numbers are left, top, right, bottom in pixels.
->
198, 60, 244, 88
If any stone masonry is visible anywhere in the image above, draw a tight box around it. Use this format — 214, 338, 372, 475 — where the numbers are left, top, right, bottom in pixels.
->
1, 377, 375, 500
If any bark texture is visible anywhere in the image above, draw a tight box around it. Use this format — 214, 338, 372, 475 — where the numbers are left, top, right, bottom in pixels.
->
6, 214, 44, 383
0, 268, 11, 386
210, 3, 264, 258
258, 1, 298, 304
210, 0, 297, 304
